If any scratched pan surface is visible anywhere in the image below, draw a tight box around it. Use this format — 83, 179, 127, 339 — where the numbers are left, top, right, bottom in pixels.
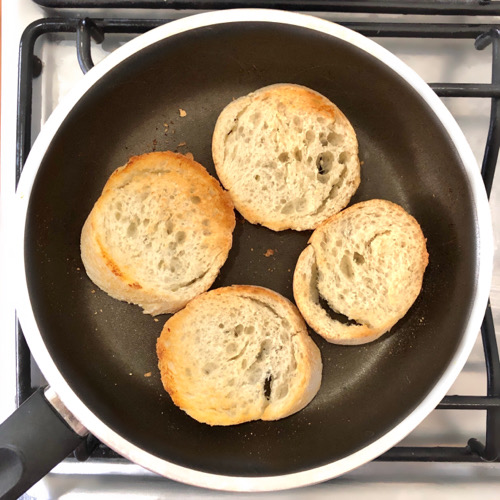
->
22, 18, 482, 481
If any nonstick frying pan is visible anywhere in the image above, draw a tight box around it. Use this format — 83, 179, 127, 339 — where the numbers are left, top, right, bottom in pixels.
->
3, 9, 493, 496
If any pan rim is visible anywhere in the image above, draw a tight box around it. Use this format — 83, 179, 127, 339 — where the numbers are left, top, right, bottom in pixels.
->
15, 8, 493, 492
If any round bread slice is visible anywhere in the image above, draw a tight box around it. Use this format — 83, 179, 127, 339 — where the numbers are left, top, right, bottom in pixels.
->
293, 200, 429, 345
156, 285, 322, 426
212, 83, 360, 231
81, 151, 235, 315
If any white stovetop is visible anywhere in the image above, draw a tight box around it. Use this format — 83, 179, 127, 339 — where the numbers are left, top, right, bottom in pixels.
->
1, 1, 500, 498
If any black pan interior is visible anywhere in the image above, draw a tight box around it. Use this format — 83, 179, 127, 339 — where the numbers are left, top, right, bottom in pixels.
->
25, 22, 477, 476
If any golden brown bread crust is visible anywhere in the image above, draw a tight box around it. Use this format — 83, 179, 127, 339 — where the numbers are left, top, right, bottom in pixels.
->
156, 285, 322, 426
80, 151, 235, 315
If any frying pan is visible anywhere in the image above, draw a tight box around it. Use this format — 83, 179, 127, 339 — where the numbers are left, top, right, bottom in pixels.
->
3, 8, 493, 496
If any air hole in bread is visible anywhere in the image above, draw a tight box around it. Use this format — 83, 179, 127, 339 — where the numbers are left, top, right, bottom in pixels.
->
353, 252, 365, 264
277, 102, 286, 113
263, 121, 269, 129
226, 343, 237, 355
319, 132, 328, 147
261, 338, 272, 352
338, 151, 350, 164
305, 130, 315, 144
281, 319, 290, 329
218, 323, 224, 329
276, 383, 289, 399
281, 201, 294, 214
295, 198, 306, 213
318, 292, 363, 326
175, 231, 186, 244
316, 151, 334, 175
317, 116, 325, 124
277, 151, 290, 163
293, 148, 303, 162
307, 156, 313, 164
327, 131, 343, 147
264, 374, 273, 400
244, 326, 255, 335
191, 195, 201, 204
127, 222, 137, 237
202, 219, 210, 227
340, 254, 354, 278
203, 362, 217, 375
142, 218, 150, 226
115, 212, 121, 220
248, 368, 262, 384
158, 259, 165, 270
254, 175, 260, 181
234, 324, 244, 336
250, 112, 261, 123
166, 221, 174, 234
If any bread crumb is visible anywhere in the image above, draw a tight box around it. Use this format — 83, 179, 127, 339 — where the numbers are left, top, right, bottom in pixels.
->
185, 152, 194, 160
154, 318, 159, 322
264, 249, 275, 257
360, 160, 365, 165
76, 267, 80, 271
179, 108, 187, 117
129, 372, 133, 376
91, 289, 95, 294
144, 372, 152, 377
288, 268, 291, 272
177, 141, 187, 147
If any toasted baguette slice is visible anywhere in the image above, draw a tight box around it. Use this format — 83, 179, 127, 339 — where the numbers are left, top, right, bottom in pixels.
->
81, 152, 235, 315
156, 285, 322, 425
212, 83, 360, 231
293, 200, 428, 345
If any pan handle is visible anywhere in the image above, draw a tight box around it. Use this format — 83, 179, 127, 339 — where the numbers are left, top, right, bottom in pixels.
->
0, 387, 87, 500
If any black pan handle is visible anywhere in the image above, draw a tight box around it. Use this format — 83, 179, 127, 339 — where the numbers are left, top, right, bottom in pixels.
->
0, 387, 87, 500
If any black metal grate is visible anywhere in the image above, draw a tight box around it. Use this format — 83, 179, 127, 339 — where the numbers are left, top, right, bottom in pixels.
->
15, 7, 500, 465
29, 0, 500, 16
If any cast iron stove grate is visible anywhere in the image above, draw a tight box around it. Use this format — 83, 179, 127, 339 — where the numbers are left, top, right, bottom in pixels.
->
15, 0, 500, 466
